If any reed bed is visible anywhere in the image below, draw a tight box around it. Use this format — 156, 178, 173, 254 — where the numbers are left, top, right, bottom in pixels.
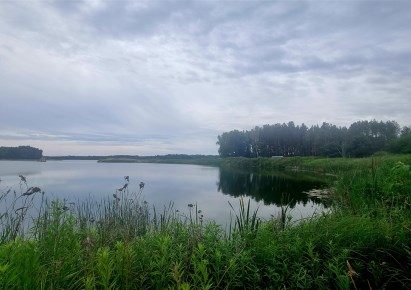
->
0, 157, 411, 289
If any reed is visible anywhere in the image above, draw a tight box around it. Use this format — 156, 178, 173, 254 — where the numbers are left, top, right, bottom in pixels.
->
228, 196, 260, 241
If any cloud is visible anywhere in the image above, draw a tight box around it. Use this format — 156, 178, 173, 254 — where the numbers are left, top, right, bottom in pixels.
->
1, 0, 410, 155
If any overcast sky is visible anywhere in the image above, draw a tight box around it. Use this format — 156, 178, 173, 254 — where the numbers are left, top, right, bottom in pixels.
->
1, 0, 410, 156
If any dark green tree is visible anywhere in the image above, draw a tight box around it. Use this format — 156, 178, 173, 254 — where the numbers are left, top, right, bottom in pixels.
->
217, 130, 251, 157
0, 146, 43, 160
216, 119, 402, 158
388, 132, 411, 154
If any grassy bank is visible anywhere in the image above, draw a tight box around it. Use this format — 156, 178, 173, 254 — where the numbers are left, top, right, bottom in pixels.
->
98, 155, 222, 167
219, 154, 411, 173
1, 156, 410, 289
97, 152, 411, 175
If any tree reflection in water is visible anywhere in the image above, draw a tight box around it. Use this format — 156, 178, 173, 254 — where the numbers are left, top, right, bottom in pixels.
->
217, 168, 332, 208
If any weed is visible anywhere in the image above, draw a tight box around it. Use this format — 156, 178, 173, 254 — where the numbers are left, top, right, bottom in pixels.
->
228, 197, 260, 242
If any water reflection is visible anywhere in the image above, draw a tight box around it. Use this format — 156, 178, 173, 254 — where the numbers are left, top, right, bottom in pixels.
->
217, 168, 330, 208
0, 160, 42, 177
0, 161, 331, 226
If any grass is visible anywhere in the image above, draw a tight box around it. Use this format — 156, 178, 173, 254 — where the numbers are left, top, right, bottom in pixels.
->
219, 153, 411, 174
0, 155, 411, 289
97, 156, 222, 167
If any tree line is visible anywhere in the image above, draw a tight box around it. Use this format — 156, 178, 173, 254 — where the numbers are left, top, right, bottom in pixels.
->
0, 146, 43, 160
217, 120, 411, 158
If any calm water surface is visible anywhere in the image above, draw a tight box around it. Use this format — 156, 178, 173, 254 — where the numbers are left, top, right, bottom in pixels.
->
0, 160, 330, 226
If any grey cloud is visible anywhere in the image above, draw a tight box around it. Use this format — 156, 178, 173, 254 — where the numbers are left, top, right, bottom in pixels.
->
50, 0, 83, 14
78, 0, 195, 38
214, 1, 411, 77
1, 0, 411, 155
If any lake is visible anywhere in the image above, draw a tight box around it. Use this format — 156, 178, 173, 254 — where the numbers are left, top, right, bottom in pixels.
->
0, 160, 330, 226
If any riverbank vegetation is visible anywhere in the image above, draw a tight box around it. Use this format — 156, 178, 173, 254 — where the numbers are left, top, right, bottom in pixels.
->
219, 153, 411, 174
1, 155, 410, 289
97, 154, 220, 166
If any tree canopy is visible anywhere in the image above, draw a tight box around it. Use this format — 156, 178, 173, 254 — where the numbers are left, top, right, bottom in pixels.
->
217, 120, 405, 158
0, 146, 43, 160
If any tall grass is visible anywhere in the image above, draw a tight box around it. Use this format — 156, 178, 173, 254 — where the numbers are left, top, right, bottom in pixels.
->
228, 197, 260, 241
1, 156, 411, 289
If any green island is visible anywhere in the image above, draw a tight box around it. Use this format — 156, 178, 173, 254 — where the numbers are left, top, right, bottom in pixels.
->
1, 153, 411, 289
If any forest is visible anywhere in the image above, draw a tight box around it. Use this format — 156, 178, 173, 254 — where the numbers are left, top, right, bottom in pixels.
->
0, 146, 43, 160
217, 120, 411, 158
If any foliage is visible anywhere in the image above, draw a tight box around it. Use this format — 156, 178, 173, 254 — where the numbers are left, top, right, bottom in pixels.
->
0, 146, 43, 160
388, 132, 411, 154
217, 130, 252, 157
217, 119, 403, 158
228, 197, 260, 241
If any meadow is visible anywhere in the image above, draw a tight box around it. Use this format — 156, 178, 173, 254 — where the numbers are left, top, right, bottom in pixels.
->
0, 154, 410, 289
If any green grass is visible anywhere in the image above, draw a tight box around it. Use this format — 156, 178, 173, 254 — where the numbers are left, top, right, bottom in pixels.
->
1, 155, 411, 289
97, 156, 222, 167
219, 153, 411, 174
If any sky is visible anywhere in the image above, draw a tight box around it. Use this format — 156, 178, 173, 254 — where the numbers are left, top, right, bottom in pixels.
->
1, 0, 410, 156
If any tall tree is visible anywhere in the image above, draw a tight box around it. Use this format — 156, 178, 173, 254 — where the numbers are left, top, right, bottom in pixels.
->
216, 120, 403, 158
217, 130, 251, 157
0, 146, 43, 160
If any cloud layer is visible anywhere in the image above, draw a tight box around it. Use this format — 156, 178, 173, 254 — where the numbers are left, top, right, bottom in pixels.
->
1, 0, 410, 155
